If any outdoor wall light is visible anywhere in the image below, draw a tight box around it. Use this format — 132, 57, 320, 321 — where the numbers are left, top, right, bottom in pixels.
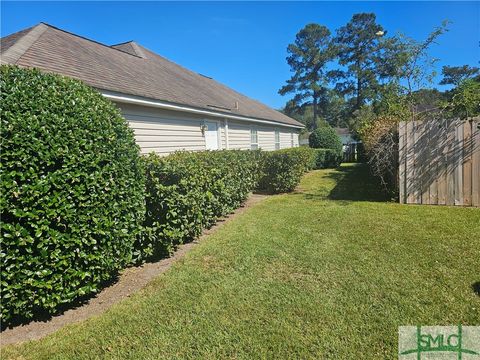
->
200, 123, 208, 135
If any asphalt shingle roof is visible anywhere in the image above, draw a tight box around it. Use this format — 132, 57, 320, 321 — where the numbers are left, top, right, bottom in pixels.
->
1, 23, 303, 127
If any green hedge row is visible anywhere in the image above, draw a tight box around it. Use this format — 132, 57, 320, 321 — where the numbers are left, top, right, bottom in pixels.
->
137, 147, 342, 260
1, 64, 342, 323
311, 148, 343, 169
136, 150, 263, 260
256, 147, 342, 193
258, 147, 314, 193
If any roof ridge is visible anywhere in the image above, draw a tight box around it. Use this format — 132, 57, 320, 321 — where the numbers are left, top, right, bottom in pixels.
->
38, 22, 144, 59
111, 40, 136, 47
130, 41, 147, 59
1, 23, 48, 64
111, 41, 146, 59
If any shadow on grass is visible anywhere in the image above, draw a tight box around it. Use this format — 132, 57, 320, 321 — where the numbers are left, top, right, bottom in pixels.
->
304, 163, 391, 203
472, 282, 480, 297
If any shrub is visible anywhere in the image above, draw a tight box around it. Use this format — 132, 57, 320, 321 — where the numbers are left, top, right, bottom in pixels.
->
311, 149, 342, 169
138, 150, 263, 260
308, 126, 342, 152
0, 65, 145, 322
258, 147, 315, 193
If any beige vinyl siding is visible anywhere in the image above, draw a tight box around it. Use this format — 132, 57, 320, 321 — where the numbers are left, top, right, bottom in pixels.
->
280, 130, 293, 149
258, 127, 276, 151
118, 103, 206, 155
115, 103, 301, 154
227, 121, 299, 151
228, 121, 251, 150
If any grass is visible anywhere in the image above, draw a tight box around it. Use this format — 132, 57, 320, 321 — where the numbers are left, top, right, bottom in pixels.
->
2, 163, 479, 359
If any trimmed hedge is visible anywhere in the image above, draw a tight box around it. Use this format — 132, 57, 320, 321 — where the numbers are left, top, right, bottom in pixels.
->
309, 126, 342, 153
311, 148, 343, 169
138, 147, 342, 258
258, 147, 315, 193
137, 150, 263, 260
0, 66, 145, 322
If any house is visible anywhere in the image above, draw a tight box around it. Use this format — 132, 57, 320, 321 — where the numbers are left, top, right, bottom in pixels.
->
334, 128, 356, 146
1, 23, 304, 155
334, 127, 362, 162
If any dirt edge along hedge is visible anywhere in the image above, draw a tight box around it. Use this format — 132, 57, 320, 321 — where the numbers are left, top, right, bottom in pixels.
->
0, 65, 145, 322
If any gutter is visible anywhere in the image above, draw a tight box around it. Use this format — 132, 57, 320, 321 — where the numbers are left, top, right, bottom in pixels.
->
100, 90, 304, 129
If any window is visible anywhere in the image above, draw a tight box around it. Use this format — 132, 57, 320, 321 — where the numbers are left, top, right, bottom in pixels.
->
250, 128, 258, 150
275, 129, 280, 150
291, 132, 294, 147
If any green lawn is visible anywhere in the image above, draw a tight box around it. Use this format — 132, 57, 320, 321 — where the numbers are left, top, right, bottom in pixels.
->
3, 164, 479, 359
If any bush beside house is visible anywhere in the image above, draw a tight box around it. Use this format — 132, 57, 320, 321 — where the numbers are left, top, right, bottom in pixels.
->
139, 147, 338, 259
138, 150, 263, 260
311, 149, 343, 169
0, 65, 341, 322
258, 147, 315, 193
308, 126, 343, 153
0, 66, 145, 321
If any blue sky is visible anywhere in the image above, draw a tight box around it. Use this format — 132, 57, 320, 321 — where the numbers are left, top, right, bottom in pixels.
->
2, 1, 479, 109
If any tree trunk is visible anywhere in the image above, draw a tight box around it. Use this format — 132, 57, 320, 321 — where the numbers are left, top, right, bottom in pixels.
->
312, 94, 318, 130
356, 71, 362, 109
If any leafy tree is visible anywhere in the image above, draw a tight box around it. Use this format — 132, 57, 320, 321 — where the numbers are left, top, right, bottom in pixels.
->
411, 88, 446, 111
390, 21, 449, 96
282, 92, 349, 130
447, 79, 480, 119
333, 13, 387, 110
320, 90, 349, 127
439, 65, 480, 86
279, 23, 335, 129
281, 101, 315, 129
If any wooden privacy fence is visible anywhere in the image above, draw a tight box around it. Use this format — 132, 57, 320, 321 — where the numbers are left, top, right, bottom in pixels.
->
343, 143, 357, 162
398, 117, 480, 207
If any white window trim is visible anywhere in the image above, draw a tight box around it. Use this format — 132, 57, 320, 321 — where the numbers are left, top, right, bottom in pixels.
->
275, 129, 280, 150
224, 119, 229, 150
250, 126, 259, 150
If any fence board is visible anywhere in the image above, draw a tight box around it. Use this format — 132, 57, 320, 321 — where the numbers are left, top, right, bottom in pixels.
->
429, 120, 438, 205
419, 121, 430, 204
406, 121, 415, 204
473, 119, 480, 206
454, 121, 464, 205
399, 121, 406, 204
399, 117, 479, 207
446, 119, 456, 205
437, 118, 447, 205
413, 120, 422, 204
463, 121, 472, 206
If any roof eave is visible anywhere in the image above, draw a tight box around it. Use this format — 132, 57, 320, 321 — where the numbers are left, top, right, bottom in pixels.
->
100, 89, 305, 129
